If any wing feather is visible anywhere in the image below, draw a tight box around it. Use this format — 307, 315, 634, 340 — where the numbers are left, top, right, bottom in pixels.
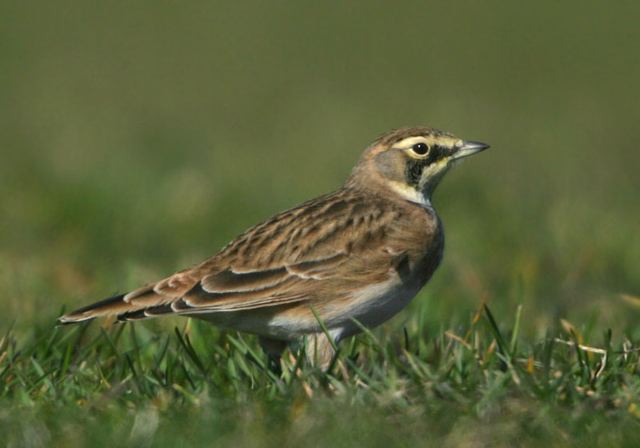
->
59, 190, 407, 323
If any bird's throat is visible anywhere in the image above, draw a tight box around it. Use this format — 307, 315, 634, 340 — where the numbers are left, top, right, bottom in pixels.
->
387, 180, 432, 207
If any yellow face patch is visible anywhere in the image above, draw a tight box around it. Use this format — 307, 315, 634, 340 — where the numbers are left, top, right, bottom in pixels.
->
385, 180, 431, 206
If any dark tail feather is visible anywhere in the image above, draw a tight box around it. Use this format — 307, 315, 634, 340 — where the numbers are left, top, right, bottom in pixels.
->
58, 293, 128, 324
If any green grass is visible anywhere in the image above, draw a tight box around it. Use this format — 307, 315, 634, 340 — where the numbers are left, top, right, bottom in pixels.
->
2, 303, 640, 447
2, 0, 640, 446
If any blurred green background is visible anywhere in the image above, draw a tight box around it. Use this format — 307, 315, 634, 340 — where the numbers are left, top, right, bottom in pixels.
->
1, 0, 639, 340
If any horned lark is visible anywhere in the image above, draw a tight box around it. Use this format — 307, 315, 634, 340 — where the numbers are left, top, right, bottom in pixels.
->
59, 127, 489, 369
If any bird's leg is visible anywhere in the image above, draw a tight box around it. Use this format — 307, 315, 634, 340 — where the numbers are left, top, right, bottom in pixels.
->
258, 336, 287, 373
305, 332, 338, 371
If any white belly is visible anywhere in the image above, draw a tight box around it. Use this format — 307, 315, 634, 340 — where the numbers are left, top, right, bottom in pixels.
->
329, 279, 420, 339
199, 279, 422, 341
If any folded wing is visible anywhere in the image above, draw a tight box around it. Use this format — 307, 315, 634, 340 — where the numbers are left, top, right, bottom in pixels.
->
59, 191, 401, 324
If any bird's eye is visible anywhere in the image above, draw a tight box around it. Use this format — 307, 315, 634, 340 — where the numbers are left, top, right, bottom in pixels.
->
411, 143, 429, 156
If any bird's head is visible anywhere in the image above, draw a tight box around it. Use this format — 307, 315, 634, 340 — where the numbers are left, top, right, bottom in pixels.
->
348, 127, 489, 205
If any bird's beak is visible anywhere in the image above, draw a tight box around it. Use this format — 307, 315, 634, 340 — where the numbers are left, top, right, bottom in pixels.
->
451, 140, 490, 160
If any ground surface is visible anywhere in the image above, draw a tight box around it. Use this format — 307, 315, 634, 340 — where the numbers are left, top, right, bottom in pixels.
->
1, 1, 639, 446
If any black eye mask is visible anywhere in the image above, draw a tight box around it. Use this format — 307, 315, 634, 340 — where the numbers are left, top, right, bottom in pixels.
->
404, 146, 446, 187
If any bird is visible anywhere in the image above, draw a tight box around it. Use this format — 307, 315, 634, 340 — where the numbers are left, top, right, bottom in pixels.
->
59, 127, 489, 369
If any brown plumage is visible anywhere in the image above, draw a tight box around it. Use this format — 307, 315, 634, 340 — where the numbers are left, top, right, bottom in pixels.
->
59, 127, 489, 368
